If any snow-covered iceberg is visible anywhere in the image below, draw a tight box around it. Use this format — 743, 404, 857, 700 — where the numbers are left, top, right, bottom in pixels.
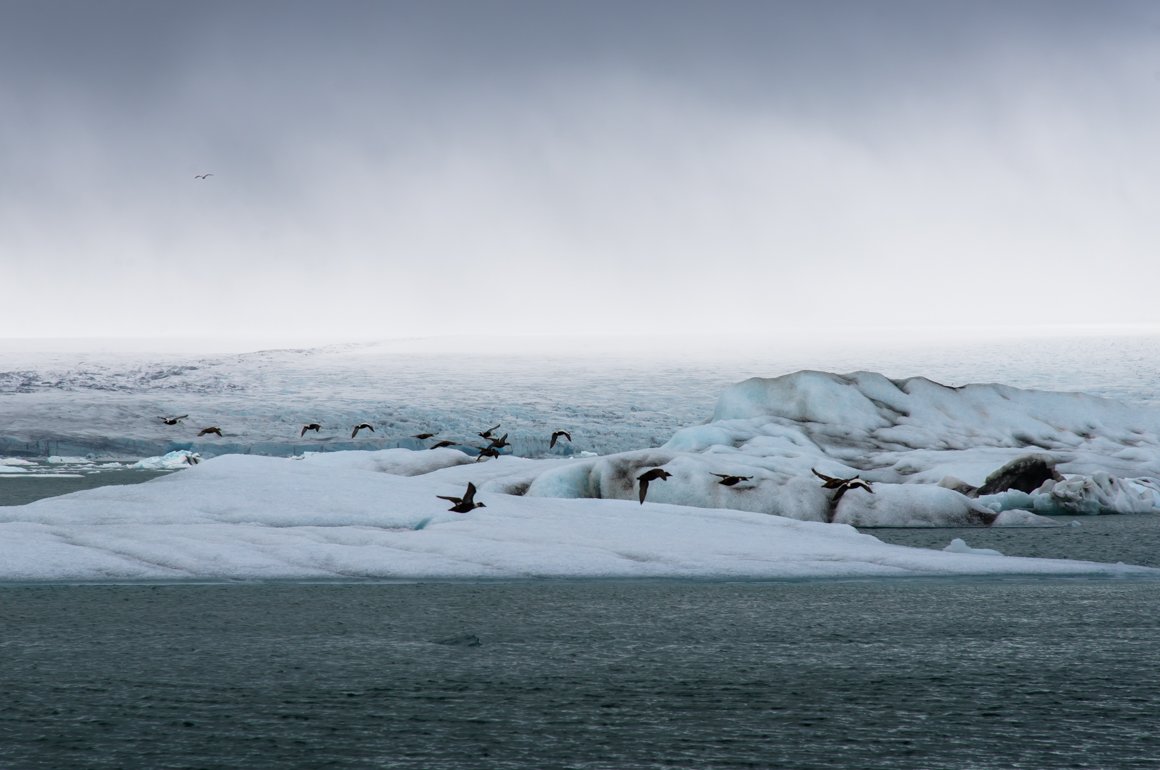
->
0, 450, 1152, 582
524, 371, 1160, 525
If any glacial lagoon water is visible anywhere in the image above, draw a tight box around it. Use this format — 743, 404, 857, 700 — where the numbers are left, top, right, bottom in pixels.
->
4, 333, 1160, 768
2, 579, 1160, 770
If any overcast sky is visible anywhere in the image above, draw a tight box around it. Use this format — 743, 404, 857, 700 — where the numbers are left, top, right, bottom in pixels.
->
3, 0, 1160, 341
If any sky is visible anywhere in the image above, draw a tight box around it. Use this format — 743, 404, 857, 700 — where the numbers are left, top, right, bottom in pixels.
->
3, 0, 1160, 343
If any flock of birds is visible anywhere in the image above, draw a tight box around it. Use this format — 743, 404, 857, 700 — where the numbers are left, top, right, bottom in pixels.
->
158, 414, 572, 459
157, 414, 873, 517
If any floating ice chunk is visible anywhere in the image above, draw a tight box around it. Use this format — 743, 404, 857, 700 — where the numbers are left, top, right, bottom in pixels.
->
0, 458, 35, 466
47, 456, 94, 464
944, 538, 1004, 556
131, 450, 199, 470
832, 485, 996, 528
992, 509, 1062, 527
1043, 473, 1157, 515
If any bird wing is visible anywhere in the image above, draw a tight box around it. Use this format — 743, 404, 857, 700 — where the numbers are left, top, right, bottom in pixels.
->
351, 427, 359, 438
638, 478, 649, 504
436, 495, 462, 504
812, 468, 838, 483
300, 426, 307, 437
462, 482, 477, 505
549, 434, 558, 448
712, 473, 732, 480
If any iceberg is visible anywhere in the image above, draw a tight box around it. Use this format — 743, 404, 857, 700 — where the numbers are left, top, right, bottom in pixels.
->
524, 371, 1160, 525
0, 450, 1153, 583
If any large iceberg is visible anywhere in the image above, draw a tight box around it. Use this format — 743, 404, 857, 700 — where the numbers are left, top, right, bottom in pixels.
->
0, 449, 1152, 582
524, 371, 1160, 525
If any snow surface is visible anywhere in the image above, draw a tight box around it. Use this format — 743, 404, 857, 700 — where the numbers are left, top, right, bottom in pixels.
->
0, 450, 1152, 582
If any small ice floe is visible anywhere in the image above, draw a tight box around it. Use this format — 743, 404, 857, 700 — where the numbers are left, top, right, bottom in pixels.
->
131, 450, 202, 470
47, 456, 95, 465
943, 538, 1004, 557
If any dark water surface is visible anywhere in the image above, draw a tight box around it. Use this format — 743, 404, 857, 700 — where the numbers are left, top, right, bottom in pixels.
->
2, 579, 1159, 769
0, 469, 171, 508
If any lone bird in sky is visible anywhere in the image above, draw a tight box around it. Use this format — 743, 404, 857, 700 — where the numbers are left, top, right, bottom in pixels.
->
194, 173, 213, 179
437, 482, 486, 514
351, 423, 374, 438
713, 473, 752, 487
301, 423, 322, 437
637, 467, 672, 504
549, 430, 572, 449
812, 469, 874, 503
478, 423, 501, 440
160, 415, 188, 425
429, 440, 456, 449
197, 427, 223, 437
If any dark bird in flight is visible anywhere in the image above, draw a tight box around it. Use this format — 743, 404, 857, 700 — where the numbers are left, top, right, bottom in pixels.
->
194, 173, 214, 179
637, 467, 672, 504
301, 423, 322, 437
352, 423, 374, 438
812, 468, 874, 503
437, 482, 486, 513
713, 473, 752, 487
429, 440, 456, 449
476, 446, 501, 462
197, 427, 223, 437
486, 433, 510, 450
412, 433, 436, 440
160, 415, 188, 425
549, 430, 572, 449
478, 423, 501, 440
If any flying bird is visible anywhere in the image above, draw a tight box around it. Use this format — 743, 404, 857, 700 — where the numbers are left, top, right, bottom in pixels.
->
197, 427, 223, 437
429, 440, 456, 449
549, 430, 572, 449
160, 415, 188, 425
637, 467, 672, 504
351, 423, 374, 438
713, 473, 752, 487
812, 468, 874, 503
301, 423, 322, 437
478, 423, 501, 440
437, 482, 486, 513
194, 173, 214, 179
486, 433, 509, 450
476, 446, 501, 462
412, 433, 436, 440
